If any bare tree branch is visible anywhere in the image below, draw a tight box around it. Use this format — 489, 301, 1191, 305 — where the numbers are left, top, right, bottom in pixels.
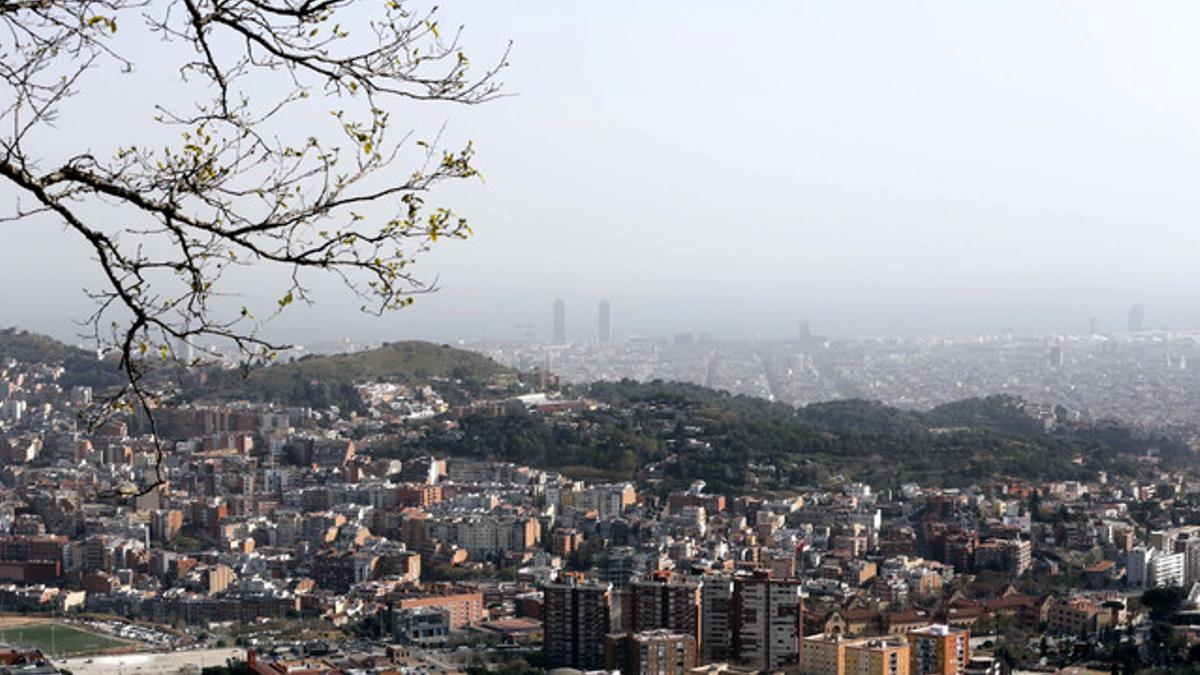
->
0, 0, 508, 498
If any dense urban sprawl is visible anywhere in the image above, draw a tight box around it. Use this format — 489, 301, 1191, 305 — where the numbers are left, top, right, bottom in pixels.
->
0, 333, 1198, 675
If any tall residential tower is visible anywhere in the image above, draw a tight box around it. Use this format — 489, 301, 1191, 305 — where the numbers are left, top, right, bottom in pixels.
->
544, 575, 613, 670
598, 299, 612, 344
553, 298, 567, 344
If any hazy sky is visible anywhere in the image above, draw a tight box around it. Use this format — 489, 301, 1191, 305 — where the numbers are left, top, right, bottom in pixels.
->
5, 1, 1200, 344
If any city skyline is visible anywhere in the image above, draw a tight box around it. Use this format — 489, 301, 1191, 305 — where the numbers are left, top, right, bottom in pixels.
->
13, 298, 1195, 349
485, 300, 1175, 345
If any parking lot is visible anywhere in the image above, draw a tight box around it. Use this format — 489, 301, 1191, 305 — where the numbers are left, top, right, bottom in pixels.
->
54, 647, 245, 675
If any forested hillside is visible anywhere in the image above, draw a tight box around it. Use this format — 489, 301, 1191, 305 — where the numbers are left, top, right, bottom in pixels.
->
426, 379, 1184, 492
0, 328, 124, 389
194, 341, 516, 409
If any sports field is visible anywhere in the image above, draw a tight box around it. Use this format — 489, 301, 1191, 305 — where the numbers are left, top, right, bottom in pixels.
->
0, 619, 129, 656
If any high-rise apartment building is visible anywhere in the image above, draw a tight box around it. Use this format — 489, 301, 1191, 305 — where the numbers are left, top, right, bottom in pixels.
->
908, 624, 969, 675
1149, 551, 1185, 588
1127, 545, 1153, 589
629, 571, 702, 647
553, 298, 567, 344
1048, 345, 1063, 368
700, 575, 734, 663
544, 575, 612, 670
733, 572, 804, 671
1149, 529, 1177, 553
1174, 534, 1200, 586
599, 299, 612, 344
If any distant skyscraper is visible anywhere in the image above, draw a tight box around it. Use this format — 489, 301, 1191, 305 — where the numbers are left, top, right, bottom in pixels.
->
1048, 344, 1064, 368
598, 300, 612, 344
179, 320, 196, 367
1088, 317, 1098, 335
176, 335, 195, 367
1128, 304, 1145, 332
553, 298, 566, 344
798, 319, 811, 341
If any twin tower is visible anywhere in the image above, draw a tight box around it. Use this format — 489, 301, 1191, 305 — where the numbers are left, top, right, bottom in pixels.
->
553, 299, 611, 344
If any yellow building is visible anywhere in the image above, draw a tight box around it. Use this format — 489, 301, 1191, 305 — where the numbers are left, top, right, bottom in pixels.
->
800, 634, 846, 675
908, 624, 969, 675
846, 636, 910, 675
800, 634, 910, 675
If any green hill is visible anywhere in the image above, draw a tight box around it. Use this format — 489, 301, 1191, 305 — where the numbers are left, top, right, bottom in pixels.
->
425, 379, 1185, 492
796, 398, 927, 435
789, 395, 1045, 438
922, 395, 1050, 438
0, 328, 125, 389
197, 340, 516, 409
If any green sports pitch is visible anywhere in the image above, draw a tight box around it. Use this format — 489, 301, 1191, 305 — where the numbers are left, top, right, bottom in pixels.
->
0, 622, 128, 656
